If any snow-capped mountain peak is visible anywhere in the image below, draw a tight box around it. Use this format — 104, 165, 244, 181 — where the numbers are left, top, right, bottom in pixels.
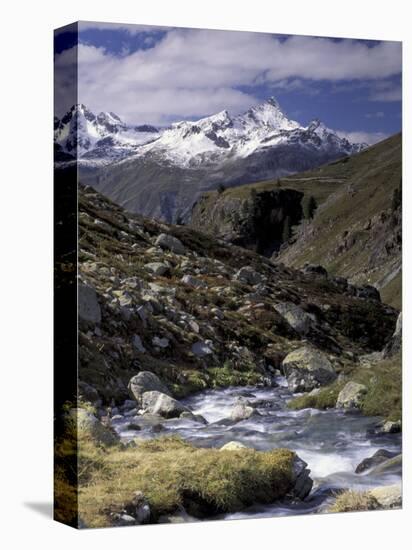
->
237, 97, 300, 132
54, 105, 161, 164
55, 97, 367, 172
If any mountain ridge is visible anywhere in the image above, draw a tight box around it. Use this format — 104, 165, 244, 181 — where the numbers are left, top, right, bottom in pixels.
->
68, 97, 369, 222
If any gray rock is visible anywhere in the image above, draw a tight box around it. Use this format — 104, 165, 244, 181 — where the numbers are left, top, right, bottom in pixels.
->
191, 341, 214, 357
230, 398, 257, 422
369, 454, 402, 476
78, 283, 101, 323
73, 408, 119, 446
220, 441, 250, 451
274, 302, 314, 334
368, 419, 403, 436
144, 262, 169, 276
369, 485, 402, 509
125, 491, 151, 524
78, 381, 101, 404
141, 391, 190, 418
302, 264, 328, 278
355, 449, 398, 473
355, 285, 381, 301
181, 274, 207, 288
112, 289, 133, 307
128, 371, 171, 402
233, 266, 263, 285
152, 336, 170, 348
155, 233, 185, 254
114, 514, 136, 526
179, 411, 208, 424
132, 334, 146, 353
282, 346, 337, 393
336, 381, 367, 409
291, 455, 313, 499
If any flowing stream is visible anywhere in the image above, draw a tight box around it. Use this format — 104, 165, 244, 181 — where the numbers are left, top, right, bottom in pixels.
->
112, 377, 402, 519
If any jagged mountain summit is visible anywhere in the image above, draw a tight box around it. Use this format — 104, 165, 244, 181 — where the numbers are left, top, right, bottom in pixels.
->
56, 98, 368, 222
54, 104, 160, 166
124, 96, 365, 168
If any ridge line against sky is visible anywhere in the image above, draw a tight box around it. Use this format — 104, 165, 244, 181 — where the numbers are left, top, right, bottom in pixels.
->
54, 21, 402, 144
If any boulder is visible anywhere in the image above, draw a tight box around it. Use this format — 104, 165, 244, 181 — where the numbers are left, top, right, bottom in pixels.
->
369, 485, 402, 509
124, 491, 151, 524
191, 341, 214, 357
282, 346, 337, 393
302, 264, 328, 278
274, 302, 314, 334
128, 371, 171, 402
291, 455, 313, 499
78, 381, 101, 404
355, 285, 381, 301
78, 283, 101, 323
141, 391, 190, 418
181, 274, 207, 288
152, 336, 170, 348
144, 262, 169, 276
382, 420, 402, 433
220, 441, 250, 451
179, 411, 208, 424
155, 233, 185, 254
132, 334, 146, 353
336, 381, 367, 410
355, 449, 398, 474
74, 408, 119, 446
233, 266, 263, 285
230, 398, 257, 422
368, 454, 402, 476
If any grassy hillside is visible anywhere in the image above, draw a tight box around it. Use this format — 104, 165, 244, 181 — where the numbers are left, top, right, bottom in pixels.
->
278, 133, 402, 308
201, 134, 401, 308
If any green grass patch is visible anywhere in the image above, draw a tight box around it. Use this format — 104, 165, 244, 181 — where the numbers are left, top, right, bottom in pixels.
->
288, 381, 344, 411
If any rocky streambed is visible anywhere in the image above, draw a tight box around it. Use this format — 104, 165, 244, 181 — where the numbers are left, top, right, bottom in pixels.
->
109, 376, 402, 520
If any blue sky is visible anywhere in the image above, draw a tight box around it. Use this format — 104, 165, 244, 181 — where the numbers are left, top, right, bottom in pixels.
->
54, 22, 402, 144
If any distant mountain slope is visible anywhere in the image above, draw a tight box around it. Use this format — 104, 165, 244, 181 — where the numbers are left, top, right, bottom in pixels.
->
277, 133, 402, 308
79, 97, 366, 222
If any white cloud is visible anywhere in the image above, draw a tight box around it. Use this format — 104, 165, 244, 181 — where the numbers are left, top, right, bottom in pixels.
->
336, 130, 388, 145
365, 111, 385, 118
54, 28, 402, 124
369, 87, 402, 102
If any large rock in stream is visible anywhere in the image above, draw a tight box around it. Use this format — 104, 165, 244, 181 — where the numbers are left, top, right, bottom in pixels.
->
282, 346, 337, 393
336, 381, 367, 410
128, 371, 171, 403
141, 391, 191, 418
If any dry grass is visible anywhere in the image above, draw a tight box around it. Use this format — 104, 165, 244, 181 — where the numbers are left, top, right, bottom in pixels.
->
329, 490, 380, 513
56, 421, 296, 528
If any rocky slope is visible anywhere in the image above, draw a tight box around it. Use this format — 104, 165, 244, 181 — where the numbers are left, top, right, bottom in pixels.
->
79, 97, 366, 222
191, 133, 401, 308
77, 183, 397, 404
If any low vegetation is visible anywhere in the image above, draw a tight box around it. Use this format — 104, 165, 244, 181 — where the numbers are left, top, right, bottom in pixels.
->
329, 490, 380, 513
56, 424, 296, 528
289, 353, 401, 421
288, 381, 344, 411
